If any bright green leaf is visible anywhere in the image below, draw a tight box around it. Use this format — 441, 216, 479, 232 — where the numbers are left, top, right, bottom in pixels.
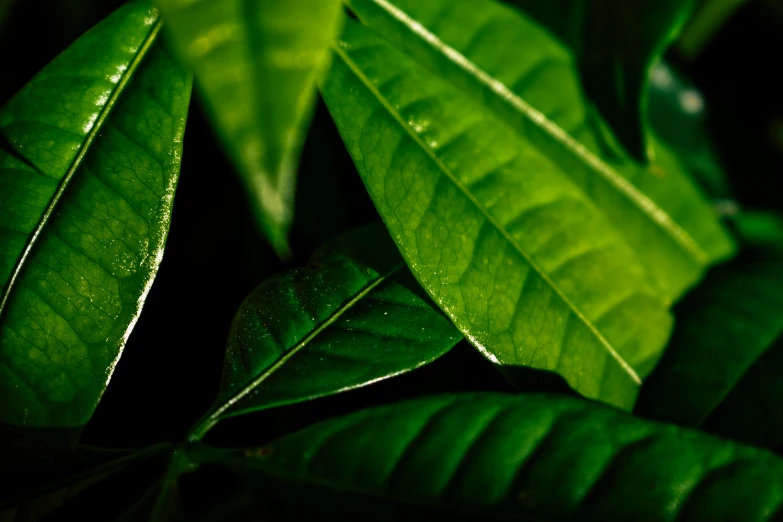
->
501, 0, 697, 162
637, 245, 783, 451
0, 0, 192, 427
156, 0, 344, 258
321, 19, 673, 410
346, 0, 734, 302
212, 393, 783, 521
189, 243, 461, 440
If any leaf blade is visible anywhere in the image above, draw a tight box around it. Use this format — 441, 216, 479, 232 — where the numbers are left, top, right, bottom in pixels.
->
321, 19, 673, 409
212, 393, 783, 521
156, 0, 344, 257
0, 0, 192, 427
346, 0, 734, 302
636, 241, 783, 451
192, 242, 461, 438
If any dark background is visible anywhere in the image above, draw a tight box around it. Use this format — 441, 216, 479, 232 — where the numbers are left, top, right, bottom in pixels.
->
1, 0, 781, 453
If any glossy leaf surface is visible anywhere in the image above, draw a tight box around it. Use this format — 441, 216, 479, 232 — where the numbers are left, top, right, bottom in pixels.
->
217, 393, 783, 521
191, 246, 461, 439
321, 19, 673, 409
347, 0, 734, 302
502, 0, 696, 162
0, 1, 192, 427
637, 246, 783, 450
156, 0, 343, 257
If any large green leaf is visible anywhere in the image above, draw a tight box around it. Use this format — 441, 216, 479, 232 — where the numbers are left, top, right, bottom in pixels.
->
321, 19, 673, 410
636, 245, 783, 451
0, 0, 192, 427
501, 0, 696, 162
210, 393, 783, 521
188, 244, 461, 440
346, 0, 734, 303
156, 0, 344, 258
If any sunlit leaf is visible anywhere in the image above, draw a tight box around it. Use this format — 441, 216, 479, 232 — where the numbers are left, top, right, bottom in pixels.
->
321, 19, 673, 409
347, 0, 734, 302
0, 0, 192, 427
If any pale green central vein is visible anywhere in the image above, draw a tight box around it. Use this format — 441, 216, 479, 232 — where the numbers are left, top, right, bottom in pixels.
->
332, 45, 642, 385
0, 19, 164, 321
188, 263, 405, 442
350, 0, 708, 265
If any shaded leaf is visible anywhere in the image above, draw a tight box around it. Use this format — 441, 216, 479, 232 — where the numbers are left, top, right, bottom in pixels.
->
156, 0, 344, 257
346, 0, 734, 302
189, 243, 461, 439
212, 393, 783, 521
321, 18, 672, 409
0, 0, 191, 427
0, 444, 172, 522
503, 0, 697, 162
647, 62, 731, 200
637, 239, 783, 451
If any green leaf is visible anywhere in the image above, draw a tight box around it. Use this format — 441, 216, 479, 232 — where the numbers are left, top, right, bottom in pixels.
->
0, 444, 172, 521
636, 244, 783, 450
346, 0, 734, 302
189, 242, 461, 440
210, 393, 783, 521
321, 18, 673, 410
156, 0, 344, 258
501, 0, 696, 162
0, 0, 192, 427
647, 62, 731, 200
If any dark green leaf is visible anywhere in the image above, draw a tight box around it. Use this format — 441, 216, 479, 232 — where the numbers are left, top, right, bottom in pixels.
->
346, 0, 734, 302
637, 243, 783, 451
647, 62, 731, 200
212, 393, 783, 521
156, 0, 344, 258
189, 244, 461, 440
0, 444, 172, 521
501, 0, 696, 162
321, 18, 673, 409
0, 1, 191, 427
732, 212, 783, 251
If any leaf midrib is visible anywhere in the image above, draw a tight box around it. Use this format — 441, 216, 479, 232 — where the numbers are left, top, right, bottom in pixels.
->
347, 0, 709, 266
0, 17, 163, 320
188, 263, 404, 441
330, 44, 641, 386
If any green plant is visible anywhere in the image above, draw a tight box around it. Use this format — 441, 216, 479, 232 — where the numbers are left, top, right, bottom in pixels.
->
1, 0, 782, 520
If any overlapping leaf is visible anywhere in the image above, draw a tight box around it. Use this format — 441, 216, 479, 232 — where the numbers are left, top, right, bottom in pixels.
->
156, 0, 344, 257
637, 243, 783, 451
321, 19, 673, 409
0, 0, 191, 427
347, 0, 734, 302
647, 63, 731, 200
190, 243, 461, 440
501, 0, 697, 162
212, 393, 783, 521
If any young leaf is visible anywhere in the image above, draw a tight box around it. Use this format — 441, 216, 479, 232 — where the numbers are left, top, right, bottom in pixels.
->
636, 246, 783, 450
502, 0, 697, 163
321, 19, 673, 410
156, 0, 344, 258
189, 246, 461, 440
0, 0, 192, 427
211, 393, 783, 521
346, 0, 734, 302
